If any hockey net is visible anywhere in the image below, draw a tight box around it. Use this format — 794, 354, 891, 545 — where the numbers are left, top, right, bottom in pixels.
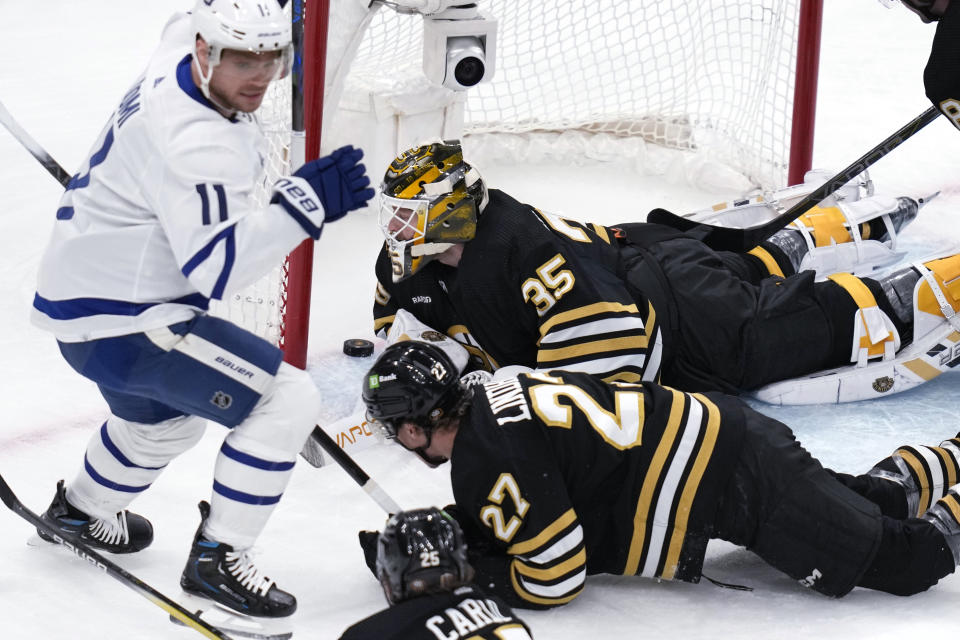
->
208, 77, 294, 351
213, 0, 821, 364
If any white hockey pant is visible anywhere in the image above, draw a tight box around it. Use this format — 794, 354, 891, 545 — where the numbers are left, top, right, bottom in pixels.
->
66, 415, 207, 520
67, 362, 321, 548
204, 362, 321, 549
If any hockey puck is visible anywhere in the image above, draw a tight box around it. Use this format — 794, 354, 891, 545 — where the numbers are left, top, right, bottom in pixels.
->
343, 338, 375, 357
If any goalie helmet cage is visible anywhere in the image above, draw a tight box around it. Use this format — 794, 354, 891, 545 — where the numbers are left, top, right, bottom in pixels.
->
214, 0, 823, 369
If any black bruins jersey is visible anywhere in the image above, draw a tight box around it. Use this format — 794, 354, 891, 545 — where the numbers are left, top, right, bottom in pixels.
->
450, 371, 745, 608
338, 585, 532, 640
373, 189, 663, 382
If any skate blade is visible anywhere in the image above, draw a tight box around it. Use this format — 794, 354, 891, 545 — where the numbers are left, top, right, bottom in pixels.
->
26, 533, 50, 547
171, 592, 293, 640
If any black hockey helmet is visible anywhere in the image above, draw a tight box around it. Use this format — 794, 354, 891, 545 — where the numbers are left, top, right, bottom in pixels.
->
362, 340, 468, 438
377, 507, 474, 605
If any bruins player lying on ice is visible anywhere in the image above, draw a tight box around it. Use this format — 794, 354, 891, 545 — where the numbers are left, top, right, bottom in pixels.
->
372, 140, 960, 405
359, 340, 960, 608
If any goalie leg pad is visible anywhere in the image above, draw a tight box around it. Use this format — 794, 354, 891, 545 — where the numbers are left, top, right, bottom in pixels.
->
868, 437, 960, 518
751, 251, 960, 404
789, 196, 918, 279
827, 272, 900, 366
912, 252, 960, 340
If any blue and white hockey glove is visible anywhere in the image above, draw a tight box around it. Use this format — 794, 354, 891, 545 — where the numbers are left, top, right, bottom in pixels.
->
272, 145, 375, 239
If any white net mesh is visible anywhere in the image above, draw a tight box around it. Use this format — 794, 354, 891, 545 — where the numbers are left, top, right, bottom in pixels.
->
219, 0, 811, 342
344, 0, 805, 190
207, 73, 293, 344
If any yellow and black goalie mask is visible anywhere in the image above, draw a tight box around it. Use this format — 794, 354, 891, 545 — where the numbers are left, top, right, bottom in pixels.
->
378, 141, 486, 282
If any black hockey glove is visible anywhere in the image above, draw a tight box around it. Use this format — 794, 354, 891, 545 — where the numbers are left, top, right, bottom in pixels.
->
440, 504, 557, 610
358, 529, 380, 577
900, 0, 950, 22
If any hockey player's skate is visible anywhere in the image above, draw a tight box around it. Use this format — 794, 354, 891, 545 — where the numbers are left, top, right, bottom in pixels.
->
36, 479, 153, 553
922, 486, 960, 564
753, 251, 960, 404
180, 501, 295, 634
869, 436, 960, 518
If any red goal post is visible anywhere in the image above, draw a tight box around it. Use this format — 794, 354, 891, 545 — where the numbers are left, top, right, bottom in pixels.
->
216, 0, 824, 368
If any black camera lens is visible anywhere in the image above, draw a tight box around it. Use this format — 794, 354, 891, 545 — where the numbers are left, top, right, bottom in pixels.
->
454, 56, 485, 87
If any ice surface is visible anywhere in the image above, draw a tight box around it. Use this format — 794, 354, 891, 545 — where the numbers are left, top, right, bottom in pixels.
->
1, 2, 960, 639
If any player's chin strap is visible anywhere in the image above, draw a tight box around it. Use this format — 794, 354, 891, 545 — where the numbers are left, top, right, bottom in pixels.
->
192, 49, 240, 118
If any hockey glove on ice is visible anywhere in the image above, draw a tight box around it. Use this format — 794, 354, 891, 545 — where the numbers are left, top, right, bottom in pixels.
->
272, 145, 375, 239
899, 0, 950, 22
358, 529, 380, 577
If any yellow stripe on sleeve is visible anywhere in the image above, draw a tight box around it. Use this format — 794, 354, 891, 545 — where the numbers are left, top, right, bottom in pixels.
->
508, 509, 577, 556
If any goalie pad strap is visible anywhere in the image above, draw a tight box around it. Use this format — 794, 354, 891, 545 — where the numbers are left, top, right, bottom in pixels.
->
914, 258, 960, 332
828, 273, 898, 365
790, 205, 857, 248
747, 246, 785, 278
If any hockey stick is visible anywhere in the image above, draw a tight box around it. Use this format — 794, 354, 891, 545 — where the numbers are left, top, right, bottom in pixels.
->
646, 105, 942, 252
0, 472, 231, 639
308, 425, 402, 514
0, 98, 71, 187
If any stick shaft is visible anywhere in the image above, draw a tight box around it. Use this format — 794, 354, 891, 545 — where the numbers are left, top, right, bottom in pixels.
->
0, 473, 230, 639
648, 106, 941, 252
309, 426, 401, 513
0, 98, 71, 187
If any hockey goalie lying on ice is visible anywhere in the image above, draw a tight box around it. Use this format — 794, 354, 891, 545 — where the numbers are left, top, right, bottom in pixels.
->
370, 140, 960, 405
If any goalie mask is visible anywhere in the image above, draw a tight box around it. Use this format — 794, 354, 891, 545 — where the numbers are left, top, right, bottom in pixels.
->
378, 140, 488, 282
377, 507, 474, 605
191, 0, 293, 110
362, 341, 468, 467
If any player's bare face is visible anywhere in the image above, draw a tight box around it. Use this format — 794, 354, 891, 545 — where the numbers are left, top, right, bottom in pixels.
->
209, 49, 283, 113
396, 421, 453, 465
396, 421, 427, 450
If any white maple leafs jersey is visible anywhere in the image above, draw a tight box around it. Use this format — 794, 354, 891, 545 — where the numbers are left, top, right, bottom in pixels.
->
32, 12, 311, 342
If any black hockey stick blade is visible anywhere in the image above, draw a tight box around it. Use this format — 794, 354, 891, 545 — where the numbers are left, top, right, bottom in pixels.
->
0, 472, 231, 640
647, 105, 942, 252
309, 425, 401, 514
0, 99, 71, 188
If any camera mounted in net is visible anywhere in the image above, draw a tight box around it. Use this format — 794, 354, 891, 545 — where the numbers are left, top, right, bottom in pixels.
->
422, 6, 497, 91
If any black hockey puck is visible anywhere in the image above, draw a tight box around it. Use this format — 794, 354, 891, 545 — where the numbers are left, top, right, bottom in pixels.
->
343, 338, 375, 357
